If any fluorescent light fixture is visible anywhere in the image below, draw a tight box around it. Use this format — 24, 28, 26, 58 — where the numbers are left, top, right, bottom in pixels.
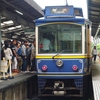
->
12, 35, 18, 38
1, 23, 5, 26
15, 25, 21, 28
15, 10, 23, 15
1, 29, 8, 31
1, 17, 6, 19
8, 27, 16, 30
98, 24, 100, 28
22, 38, 25, 39
3, 20, 13, 24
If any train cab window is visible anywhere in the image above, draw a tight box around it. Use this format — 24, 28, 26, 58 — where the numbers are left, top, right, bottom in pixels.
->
38, 23, 82, 54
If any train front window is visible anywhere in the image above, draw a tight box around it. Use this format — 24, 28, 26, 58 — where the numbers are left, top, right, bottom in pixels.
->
38, 23, 82, 54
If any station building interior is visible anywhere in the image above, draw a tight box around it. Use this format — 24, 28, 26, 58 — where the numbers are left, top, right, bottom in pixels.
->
0, 0, 100, 100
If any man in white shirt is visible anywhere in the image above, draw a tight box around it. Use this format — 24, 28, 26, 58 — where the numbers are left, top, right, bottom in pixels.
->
40, 33, 52, 53
92, 46, 97, 63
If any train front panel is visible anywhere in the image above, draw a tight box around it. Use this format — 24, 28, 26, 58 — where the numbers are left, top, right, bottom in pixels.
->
35, 5, 92, 97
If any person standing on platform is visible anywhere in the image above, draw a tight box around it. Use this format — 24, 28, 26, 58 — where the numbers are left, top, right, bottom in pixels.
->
10, 40, 18, 73
92, 46, 98, 63
15, 41, 22, 72
3, 43, 13, 74
21, 40, 28, 72
30, 39, 36, 72
26, 44, 31, 71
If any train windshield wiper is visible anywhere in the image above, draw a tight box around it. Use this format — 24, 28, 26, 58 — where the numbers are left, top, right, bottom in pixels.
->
52, 50, 66, 59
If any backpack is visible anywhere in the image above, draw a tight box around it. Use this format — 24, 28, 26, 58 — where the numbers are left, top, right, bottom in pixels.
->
17, 47, 22, 56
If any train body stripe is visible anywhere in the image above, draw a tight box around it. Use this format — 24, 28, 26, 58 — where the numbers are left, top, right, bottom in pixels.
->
36, 55, 92, 59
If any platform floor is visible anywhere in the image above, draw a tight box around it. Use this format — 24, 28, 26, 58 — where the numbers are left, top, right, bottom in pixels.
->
92, 57, 100, 100
0, 72, 36, 92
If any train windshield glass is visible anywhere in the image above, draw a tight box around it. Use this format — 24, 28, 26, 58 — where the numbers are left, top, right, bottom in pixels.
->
38, 23, 82, 54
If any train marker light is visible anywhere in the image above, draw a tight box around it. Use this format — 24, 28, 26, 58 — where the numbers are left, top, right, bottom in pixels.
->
42, 65, 48, 71
72, 65, 78, 71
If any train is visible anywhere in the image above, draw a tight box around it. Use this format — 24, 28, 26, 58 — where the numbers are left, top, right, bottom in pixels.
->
35, 4, 94, 100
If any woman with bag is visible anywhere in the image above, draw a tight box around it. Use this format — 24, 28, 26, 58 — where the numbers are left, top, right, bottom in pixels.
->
3, 43, 13, 73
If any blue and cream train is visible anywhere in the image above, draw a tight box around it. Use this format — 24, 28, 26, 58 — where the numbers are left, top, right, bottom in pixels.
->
35, 5, 94, 100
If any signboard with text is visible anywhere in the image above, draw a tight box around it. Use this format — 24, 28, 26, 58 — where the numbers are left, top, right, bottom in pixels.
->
45, 6, 74, 18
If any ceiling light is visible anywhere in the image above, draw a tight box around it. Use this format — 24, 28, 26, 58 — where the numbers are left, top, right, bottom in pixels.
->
1, 23, 5, 26
12, 35, 18, 38
22, 38, 25, 39
1, 17, 6, 19
1, 29, 8, 31
3, 20, 13, 24
8, 27, 16, 30
15, 10, 23, 15
98, 24, 100, 28
15, 25, 21, 28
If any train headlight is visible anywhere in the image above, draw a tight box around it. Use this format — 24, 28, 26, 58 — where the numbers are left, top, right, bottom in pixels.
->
42, 65, 48, 71
56, 59, 63, 67
72, 65, 78, 71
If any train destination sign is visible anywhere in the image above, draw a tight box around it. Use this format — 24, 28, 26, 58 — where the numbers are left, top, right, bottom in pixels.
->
45, 6, 74, 18
51, 8, 69, 14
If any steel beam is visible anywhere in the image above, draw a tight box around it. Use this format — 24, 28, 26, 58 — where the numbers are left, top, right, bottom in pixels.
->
2, 27, 26, 34
89, 2, 100, 8
1, 10, 35, 28
2, 0, 36, 19
89, 7, 100, 12
8, 0, 23, 3
89, 13, 100, 17
89, 18, 100, 23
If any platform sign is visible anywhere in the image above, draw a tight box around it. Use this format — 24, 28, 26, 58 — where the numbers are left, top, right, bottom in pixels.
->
45, 6, 74, 18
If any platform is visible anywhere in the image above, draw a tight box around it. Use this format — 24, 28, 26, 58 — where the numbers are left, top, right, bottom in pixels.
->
92, 57, 100, 100
0, 73, 37, 100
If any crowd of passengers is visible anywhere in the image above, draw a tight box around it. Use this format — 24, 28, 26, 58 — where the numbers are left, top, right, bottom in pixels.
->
1, 39, 36, 73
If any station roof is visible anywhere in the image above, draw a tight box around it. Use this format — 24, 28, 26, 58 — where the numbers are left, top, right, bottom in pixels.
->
2, 0, 100, 41
88, 0, 100, 37
0, 0, 44, 41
